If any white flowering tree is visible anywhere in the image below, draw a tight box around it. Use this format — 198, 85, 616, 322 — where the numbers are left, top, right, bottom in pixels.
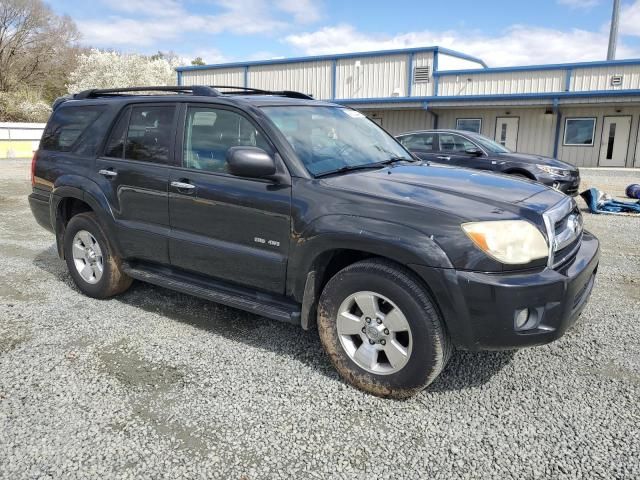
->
67, 50, 181, 93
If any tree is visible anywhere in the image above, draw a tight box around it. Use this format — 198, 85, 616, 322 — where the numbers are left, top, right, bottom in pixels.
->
191, 57, 205, 66
0, 0, 80, 99
67, 49, 181, 93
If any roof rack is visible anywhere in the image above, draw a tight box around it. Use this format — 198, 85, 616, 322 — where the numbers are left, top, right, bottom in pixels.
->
72, 85, 314, 101
210, 85, 314, 100
74, 85, 221, 99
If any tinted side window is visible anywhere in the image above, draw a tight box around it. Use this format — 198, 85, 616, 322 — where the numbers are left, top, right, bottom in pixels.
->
40, 106, 106, 152
439, 134, 477, 153
183, 107, 270, 173
103, 108, 130, 159
125, 106, 175, 163
400, 133, 435, 151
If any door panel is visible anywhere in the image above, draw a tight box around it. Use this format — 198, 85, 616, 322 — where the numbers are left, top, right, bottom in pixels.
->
438, 133, 493, 170
168, 105, 291, 294
495, 117, 519, 151
599, 116, 631, 167
95, 104, 176, 264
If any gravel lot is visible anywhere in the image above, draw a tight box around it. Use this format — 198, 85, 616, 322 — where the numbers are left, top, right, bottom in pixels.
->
1, 159, 639, 479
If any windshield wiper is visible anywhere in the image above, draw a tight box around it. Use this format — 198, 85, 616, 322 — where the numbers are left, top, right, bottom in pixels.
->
315, 157, 415, 178
315, 163, 385, 178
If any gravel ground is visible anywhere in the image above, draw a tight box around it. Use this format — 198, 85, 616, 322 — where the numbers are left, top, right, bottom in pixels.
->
0, 159, 639, 479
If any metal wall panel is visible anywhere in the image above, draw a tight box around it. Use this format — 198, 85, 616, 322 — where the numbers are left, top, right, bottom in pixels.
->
359, 109, 434, 135
556, 106, 640, 167
248, 61, 332, 100
438, 70, 565, 96
571, 65, 640, 91
181, 68, 245, 87
411, 52, 434, 97
435, 108, 557, 157
336, 54, 408, 99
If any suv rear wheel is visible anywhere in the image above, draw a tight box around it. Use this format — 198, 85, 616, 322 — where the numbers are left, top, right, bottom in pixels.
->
317, 259, 451, 398
63, 212, 132, 299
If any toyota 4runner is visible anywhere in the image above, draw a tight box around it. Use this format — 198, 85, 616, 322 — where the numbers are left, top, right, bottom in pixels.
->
29, 86, 599, 398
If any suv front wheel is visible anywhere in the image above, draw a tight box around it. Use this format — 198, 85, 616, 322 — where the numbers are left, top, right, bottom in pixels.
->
63, 212, 132, 299
317, 259, 451, 398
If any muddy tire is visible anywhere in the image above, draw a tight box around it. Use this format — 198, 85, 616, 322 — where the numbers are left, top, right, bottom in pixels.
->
317, 259, 451, 399
63, 212, 132, 299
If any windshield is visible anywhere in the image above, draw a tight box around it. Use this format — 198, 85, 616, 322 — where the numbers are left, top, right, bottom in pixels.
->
261, 106, 412, 176
467, 132, 511, 153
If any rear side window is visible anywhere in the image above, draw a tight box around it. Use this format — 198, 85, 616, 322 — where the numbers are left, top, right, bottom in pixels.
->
399, 133, 435, 151
41, 106, 106, 152
125, 106, 175, 163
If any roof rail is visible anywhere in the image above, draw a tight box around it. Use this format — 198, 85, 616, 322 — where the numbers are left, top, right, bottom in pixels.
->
71, 85, 314, 101
210, 85, 314, 100
73, 85, 221, 99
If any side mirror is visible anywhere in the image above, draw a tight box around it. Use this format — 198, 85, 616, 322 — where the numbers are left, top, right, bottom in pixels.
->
465, 147, 483, 156
226, 147, 277, 179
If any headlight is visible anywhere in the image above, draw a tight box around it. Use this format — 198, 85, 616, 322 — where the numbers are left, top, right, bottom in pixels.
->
536, 164, 569, 177
461, 220, 549, 264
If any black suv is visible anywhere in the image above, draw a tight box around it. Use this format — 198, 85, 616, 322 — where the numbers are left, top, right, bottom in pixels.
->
397, 129, 581, 195
29, 86, 599, 398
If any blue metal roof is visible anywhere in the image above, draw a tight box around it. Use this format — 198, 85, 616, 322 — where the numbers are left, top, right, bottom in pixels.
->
175, 46, 488, 72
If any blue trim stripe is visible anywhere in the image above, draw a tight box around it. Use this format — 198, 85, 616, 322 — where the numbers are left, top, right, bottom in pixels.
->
434, 57, 640, 77
175, 46, 487, 72
565, 68, 572, 92
333, 88, 640, 105
407, 52, 414, 97
433, 50, 439, 96
553, 99, 561, 158
331, 59, 337, 100
436, 46, 488, 68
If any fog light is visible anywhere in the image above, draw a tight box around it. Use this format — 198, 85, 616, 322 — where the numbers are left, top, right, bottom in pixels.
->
514, 308, 530, 330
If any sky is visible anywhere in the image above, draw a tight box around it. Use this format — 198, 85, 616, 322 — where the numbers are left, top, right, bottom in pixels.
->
49, 0, 640, 69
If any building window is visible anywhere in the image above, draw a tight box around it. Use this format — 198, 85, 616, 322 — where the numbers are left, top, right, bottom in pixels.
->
564, 118, 596, 146
456, 118, 482, 134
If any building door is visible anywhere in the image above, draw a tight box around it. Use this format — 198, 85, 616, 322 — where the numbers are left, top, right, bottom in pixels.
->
599, 116, 631, 167
495, 117, 519, 151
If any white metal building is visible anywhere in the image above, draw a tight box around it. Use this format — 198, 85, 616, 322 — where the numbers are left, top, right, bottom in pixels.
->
176, 46, 640, 168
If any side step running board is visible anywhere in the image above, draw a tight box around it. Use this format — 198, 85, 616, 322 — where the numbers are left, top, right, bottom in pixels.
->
122, 262, 301, 325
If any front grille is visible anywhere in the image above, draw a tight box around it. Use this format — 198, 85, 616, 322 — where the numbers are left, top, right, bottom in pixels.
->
543, 198, 583, 270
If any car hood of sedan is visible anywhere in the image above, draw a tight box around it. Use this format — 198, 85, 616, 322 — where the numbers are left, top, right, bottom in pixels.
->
496, 152, 577, 171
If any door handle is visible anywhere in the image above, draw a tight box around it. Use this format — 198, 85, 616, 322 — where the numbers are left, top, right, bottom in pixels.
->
437, 156, 451, 161
98, 169, 117, 178
171, 181, 196, 190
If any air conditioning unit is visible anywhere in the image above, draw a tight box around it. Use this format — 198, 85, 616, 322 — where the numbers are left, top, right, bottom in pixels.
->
413, 66, 431, 83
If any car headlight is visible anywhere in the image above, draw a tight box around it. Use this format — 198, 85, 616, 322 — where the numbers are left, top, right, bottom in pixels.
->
536, 164, 569, 177
461, 220, 549, 264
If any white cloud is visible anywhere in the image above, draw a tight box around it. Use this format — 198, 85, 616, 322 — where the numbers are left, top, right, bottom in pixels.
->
79, 0, 319, 48
275, 0, 322, 23
620, 1, 640, 37
284, 23, 640, 67
557, 0, 599, 9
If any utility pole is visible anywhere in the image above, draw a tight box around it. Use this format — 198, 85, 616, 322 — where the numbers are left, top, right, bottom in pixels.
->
607, 0, 620, 60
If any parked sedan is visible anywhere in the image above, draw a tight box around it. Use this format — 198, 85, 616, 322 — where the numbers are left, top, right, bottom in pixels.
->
396, 129, 580, 195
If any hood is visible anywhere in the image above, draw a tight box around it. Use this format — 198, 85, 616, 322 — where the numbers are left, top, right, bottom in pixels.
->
497, 152, 577, 171
322, 163, 565, 217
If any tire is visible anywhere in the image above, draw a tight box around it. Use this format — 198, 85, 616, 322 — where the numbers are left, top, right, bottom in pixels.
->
63, 212, 132, 299
317, 259, 451, 399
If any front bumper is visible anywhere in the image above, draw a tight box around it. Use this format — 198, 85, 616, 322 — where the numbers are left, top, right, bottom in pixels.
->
537, 172, 581, 196
411, 231, 599, 351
